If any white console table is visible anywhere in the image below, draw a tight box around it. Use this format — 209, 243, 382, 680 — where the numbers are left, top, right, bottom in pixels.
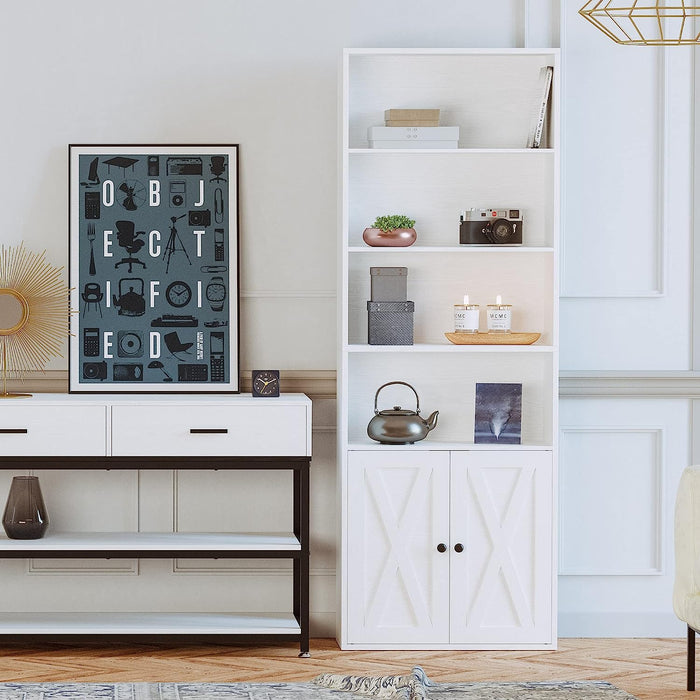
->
0, 393, 312, 655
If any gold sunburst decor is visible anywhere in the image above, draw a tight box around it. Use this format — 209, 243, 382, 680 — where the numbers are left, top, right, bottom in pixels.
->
0, 244, 70, 398
580, 2, 700, 45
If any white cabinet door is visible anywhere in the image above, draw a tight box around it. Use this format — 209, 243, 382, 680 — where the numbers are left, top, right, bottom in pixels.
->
347, 450, 450, 644
449, 451, 553, 645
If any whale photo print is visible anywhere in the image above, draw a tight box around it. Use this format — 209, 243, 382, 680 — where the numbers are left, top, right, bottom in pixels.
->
474, 382, 522, 444
69, 145, 239, 392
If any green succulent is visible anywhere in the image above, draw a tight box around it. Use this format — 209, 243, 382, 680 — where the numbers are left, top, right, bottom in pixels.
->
372, 214, 416, 232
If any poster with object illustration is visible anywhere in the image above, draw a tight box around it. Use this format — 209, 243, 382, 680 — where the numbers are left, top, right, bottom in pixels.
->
474, 383, 522, 444
68, 145, 238, 392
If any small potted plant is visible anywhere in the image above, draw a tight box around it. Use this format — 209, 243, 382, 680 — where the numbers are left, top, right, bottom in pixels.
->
362, 214, 417, 247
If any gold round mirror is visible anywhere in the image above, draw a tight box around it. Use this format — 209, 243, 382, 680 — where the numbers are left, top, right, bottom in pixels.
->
0, 244, 69, 398
0, 289, 29, 336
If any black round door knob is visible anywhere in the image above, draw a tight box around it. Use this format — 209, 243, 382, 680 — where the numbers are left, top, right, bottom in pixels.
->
454, 543, 464, 553
436, 543, 447, 553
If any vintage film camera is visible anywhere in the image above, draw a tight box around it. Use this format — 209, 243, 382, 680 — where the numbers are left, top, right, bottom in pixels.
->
459, 208, 523, 245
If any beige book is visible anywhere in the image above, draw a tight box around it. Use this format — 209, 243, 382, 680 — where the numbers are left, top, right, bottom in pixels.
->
386, 119, 440, 127
384, 108, 440, 121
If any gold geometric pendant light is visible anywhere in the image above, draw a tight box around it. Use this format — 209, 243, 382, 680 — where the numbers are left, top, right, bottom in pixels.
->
580, 2, 700, 45
0, 244, 70, 398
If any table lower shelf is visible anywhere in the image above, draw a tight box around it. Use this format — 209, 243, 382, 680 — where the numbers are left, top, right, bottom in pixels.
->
0, 532, 301, 558
0, 612, 301, 635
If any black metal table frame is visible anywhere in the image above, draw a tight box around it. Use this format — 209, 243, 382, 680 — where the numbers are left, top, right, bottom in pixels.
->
0, 456, 311, 657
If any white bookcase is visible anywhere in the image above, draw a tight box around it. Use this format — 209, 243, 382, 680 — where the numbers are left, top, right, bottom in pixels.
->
338, 48, 559, 650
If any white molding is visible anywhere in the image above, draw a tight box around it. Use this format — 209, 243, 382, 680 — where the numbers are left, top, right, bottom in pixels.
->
27, 560, 138, 575
521, 0, 530, 48
560, 372, 700, 397
559, 426, 664, 576
22, 370, 700, 400
172, 562, 336, 576
560, 48, 668, 299
240, 290, 335, 299
29, 470, 140, 576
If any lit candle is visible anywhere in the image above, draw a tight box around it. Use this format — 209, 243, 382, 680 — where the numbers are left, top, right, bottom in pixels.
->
487, 295, 512, 333
454, 293, 479, 333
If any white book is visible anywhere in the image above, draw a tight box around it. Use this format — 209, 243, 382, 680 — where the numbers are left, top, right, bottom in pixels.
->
526, 66, 553, 149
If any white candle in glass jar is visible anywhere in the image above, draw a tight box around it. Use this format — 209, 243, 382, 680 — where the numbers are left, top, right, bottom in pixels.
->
454, 294, 479, 333
487, 294, 512, 333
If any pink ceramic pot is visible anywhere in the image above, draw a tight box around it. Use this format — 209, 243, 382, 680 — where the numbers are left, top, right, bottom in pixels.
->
362, 227, 417, 247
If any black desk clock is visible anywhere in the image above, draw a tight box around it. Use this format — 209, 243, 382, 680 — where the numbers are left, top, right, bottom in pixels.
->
252, 370, 280, 397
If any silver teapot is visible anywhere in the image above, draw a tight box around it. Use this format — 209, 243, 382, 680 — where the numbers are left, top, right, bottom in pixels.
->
367, 381, 439, 445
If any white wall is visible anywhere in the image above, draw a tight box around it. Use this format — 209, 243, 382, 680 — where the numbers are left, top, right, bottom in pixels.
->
558, 3, 693, 637
0, 0, 693, 638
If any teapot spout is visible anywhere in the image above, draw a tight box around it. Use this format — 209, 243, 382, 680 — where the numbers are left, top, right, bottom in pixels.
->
426, 411, 439, 432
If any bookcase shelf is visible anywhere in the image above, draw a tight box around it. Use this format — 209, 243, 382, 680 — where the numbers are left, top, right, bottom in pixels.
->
345, 343, 556, 353
349, 148, 555, 155
339, 48, 559, 651
348, 246, 555, 254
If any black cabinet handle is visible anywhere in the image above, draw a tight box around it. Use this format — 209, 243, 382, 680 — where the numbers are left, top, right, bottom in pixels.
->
436, 543, 447, 553
0, 429, 28, 434
190, 428, 228, 434
454, 543, 464, 553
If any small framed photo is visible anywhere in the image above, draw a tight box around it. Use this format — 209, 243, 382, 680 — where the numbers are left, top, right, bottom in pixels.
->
474, 383, 522, 444
68, 145, 239, 392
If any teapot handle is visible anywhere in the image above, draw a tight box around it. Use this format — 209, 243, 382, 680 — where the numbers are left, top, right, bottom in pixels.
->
374, 381, 420, 415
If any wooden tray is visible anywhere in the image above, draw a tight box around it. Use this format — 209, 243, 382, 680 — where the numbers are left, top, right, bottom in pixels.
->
445, 331, 541, 345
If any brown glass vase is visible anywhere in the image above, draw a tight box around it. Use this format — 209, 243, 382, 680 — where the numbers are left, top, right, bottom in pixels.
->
2, 476, 49, 539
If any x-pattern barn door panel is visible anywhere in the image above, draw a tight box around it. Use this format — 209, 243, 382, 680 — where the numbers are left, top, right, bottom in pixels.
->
450, 451, 553, 644
347, 451, 450, 644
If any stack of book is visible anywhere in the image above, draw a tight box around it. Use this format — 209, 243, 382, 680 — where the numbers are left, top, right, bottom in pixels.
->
368, 109, 459, 149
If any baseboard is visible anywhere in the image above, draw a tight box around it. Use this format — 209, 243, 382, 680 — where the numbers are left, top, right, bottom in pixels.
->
559, 611, 687, 637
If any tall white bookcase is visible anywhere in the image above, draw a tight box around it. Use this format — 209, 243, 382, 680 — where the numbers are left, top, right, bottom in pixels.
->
338, 48, 560, 650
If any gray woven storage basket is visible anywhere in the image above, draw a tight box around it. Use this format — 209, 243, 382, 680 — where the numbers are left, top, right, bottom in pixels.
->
367, 301, 414, 345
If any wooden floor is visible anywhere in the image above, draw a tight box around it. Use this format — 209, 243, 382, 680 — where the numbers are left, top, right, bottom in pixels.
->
0, 638, 691, 698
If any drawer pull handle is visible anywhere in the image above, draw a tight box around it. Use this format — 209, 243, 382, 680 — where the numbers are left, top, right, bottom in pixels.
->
0, 429, 28, 434
436, 543, 447, 553
190, 428, 229, 434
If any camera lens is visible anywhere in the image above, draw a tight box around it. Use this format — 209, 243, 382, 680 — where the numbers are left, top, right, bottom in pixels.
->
486, 218, 515, 244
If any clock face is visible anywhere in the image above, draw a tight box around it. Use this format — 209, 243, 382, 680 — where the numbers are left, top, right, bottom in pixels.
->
165, 281, 192, 308
206, 279, 226, 302
252, 370, 279, 397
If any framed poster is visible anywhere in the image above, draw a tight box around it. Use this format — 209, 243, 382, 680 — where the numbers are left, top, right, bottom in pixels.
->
69, 145, 239, 392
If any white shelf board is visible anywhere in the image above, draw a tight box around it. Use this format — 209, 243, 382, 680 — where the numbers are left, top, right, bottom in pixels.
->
0, 612, 300, 635
347, 440, 553, 451
348, 148, 555, 155
348, 246, 554, 254
346, 343, 555, 353
0, 532, 300, 552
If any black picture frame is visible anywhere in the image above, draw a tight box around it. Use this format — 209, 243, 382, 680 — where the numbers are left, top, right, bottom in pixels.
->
68, 145, 239, 393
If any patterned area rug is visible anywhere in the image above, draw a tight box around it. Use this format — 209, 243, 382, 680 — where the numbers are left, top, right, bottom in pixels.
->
0, 667, 639, 699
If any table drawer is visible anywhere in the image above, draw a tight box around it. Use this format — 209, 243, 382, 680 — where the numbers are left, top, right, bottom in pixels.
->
111, 405, 309, 456
0, 405, 107, 456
